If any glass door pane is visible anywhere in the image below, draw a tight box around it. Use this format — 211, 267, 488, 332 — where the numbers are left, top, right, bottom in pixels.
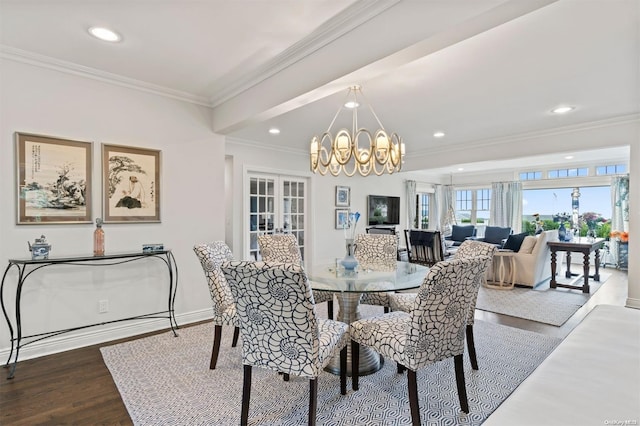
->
282, 177, 306, 259
247, 173, 307, 261
248, 175, 275, 261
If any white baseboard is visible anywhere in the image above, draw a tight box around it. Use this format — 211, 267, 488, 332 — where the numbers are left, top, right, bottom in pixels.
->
625, 297, 640, 309
0, 308, 213, 363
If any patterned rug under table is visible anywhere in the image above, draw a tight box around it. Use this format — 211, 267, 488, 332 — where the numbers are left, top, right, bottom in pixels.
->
101, 313, 561, 425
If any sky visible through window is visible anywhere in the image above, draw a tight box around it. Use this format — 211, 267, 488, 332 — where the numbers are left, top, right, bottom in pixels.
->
523, 186, 612, 219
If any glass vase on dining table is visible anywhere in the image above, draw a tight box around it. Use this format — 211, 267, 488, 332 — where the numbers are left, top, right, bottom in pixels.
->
340, 238, 359, 272
586, 224, 597, 242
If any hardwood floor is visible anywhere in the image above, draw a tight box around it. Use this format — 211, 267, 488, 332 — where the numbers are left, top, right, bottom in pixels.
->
0, 268, 629, 425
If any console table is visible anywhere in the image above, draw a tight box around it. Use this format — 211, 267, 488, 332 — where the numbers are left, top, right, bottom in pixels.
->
547, 238, 605, 293
1, 250, 179, 379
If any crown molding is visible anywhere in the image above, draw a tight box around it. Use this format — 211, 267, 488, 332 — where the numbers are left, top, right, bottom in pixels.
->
412, 114, 640, 158
207, 0, 401, 107
0, 45, 212, 107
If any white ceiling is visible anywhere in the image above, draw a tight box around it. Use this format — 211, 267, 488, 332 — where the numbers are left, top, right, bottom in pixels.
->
1, 0, 637, 175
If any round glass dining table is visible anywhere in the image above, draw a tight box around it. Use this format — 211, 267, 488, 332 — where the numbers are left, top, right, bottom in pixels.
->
305, 260, 429, 375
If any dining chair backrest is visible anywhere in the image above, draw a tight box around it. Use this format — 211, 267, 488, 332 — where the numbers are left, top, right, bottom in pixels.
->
258, 233, 303, 264
193, 241, 235, 320
405, 256, 489, 370
404, 229, 445, 266
353, 234, 397, 264
453, 240, 497, 323
221, 260, 326, 378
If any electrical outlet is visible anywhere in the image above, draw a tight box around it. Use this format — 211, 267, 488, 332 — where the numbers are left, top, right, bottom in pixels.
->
98, 299, 109, 313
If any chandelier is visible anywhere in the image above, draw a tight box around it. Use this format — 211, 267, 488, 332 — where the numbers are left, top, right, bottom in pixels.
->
310, 85, 405, 177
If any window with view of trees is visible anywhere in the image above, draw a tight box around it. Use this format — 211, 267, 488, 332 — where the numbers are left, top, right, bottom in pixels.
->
455, 188, 490, 225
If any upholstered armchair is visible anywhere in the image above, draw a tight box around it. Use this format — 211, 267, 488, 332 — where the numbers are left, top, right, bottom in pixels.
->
193, 241, 240, 369
258, 233, 335, 319
351, 257, 490, 424
220, 260, 349, 426
353, 233, 397, 313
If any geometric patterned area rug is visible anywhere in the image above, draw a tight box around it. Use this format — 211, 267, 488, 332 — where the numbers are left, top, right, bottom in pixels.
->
476, 274, 607, 326
101, 312, 561, 425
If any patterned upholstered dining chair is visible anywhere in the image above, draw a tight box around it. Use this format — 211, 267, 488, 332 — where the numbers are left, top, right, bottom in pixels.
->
351, 257, 490, 425
389, 240, 496, 370
353, 233, 398, 313
258, 233, 335, 319
220, 260, 349, 426
193, 241, 240, 370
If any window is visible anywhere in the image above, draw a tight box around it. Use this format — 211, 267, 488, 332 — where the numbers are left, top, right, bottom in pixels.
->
548, 167, 588, 178
455, 188, 490, 225
596, 164, 626, 175
416, 193, 430, 229
519, 171, 541, 180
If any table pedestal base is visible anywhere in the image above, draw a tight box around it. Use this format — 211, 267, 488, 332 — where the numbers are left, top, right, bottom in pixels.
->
325, 292, 382, 376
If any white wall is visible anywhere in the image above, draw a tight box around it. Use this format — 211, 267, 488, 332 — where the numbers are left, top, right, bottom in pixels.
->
0, 59, 225, 360
225, 139, 408, 261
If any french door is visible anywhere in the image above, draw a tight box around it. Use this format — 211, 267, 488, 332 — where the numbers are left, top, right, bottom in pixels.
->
247, 173, 308, 260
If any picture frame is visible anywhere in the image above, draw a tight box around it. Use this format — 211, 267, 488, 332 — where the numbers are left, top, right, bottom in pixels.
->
335, 185, 350, 207
16, 132, 92, 224
335, 208, 350, 230
102, 143, 161, 223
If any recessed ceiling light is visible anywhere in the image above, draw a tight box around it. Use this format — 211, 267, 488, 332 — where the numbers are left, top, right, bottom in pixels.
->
551, 106, 575, 114
457, 167, 464, 171
344, 101, 359, 109
433, 131, 445, 138
88, 27, 121, 42
565, 155, 574, 160
268, 128, 280, 135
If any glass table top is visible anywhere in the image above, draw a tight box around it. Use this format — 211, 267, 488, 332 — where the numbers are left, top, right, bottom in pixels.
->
305, 260, 429, 293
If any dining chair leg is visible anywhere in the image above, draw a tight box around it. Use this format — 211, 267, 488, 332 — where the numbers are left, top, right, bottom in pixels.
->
340, 346, 347, 395
351, 340, 360, 391
397, 363, 406, 374
454, 354, 469, 413
232, 326, 240, 347
241, 365, 252, 426
384, 306, 390, 314
308, 378, 318, 426
327, 300, 334, 320
283, 373, 290, 381
466, 324, 478, 370
407, 369, 421, 426
210, 325, 222, 369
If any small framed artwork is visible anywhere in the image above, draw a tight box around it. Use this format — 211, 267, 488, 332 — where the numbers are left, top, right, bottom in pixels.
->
335, 209, 350, 230
336, 185, 350, 207
16, 132, 92, 224
102, 143, 161, 223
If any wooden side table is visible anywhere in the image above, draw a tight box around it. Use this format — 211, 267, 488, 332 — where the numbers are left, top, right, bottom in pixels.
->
547, 238, 604, 293
484, 250, 516, 290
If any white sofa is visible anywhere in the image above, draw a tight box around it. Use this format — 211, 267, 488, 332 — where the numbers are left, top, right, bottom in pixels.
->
483, 304, 640, 425
502, 229, 558, 287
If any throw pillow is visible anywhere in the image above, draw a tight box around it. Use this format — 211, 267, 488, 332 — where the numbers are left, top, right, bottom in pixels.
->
483, 226, 512, 245
451, 225, 475, 242
503, 232, 528, 251
519, 236, 538, 254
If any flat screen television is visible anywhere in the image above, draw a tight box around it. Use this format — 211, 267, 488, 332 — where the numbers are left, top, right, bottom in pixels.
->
368, 195, 400, 226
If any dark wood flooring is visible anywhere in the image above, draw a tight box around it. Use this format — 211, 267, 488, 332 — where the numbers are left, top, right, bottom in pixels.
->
0, 268, 628, 425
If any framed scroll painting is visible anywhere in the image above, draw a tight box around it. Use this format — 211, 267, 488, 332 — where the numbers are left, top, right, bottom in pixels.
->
16, 132, 92, 224
102, 143, 161, 223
